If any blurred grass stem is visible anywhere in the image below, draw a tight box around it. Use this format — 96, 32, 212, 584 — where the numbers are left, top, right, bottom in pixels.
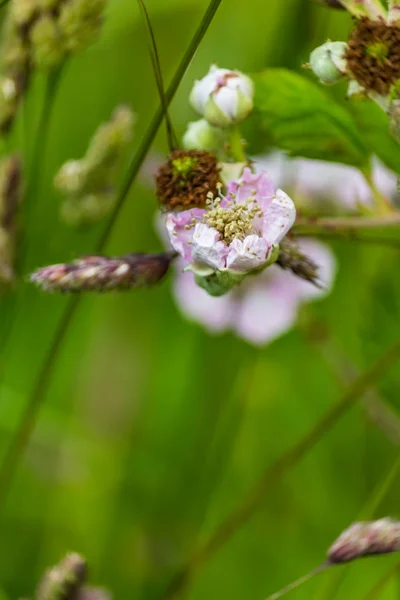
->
0, 0, 223, 512
161, 337, 400, 600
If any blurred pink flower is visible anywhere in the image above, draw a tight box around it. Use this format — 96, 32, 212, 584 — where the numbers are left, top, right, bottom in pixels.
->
173, 238, 335, 345
166, 167, 295, 274
254, 153, 397, 209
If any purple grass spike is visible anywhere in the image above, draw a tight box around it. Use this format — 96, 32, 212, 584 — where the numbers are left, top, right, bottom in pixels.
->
30, 252, 177, 293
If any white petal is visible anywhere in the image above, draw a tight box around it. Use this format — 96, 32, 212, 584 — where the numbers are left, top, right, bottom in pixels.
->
191, 223, 228, 269
262, 189, 296, 246
226, 235, 269, 272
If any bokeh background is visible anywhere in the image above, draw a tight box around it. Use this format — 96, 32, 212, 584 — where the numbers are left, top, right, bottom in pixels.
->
1, 0, 400, 598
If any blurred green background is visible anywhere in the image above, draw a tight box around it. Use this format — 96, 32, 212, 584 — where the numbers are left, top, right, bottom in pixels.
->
1, 0, 400, 599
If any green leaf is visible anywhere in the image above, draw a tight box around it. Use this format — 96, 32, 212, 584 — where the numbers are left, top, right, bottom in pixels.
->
348, 100, 400, 175
248, 69, 370, 167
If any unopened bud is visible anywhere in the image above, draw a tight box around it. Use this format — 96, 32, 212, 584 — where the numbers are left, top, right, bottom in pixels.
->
58, 0, 106, 54
54, 160, 88, 195
29, 15, 65, 69
37, 553, 87, 600
310, 41, 348, 85
11, 0, 38, 27
190, 65, 254, 128
277, 238, 321, 287
328, 518, 400, 564
84, 105, 134, 171
31, 252, 176, 292
0, 77, 18, 133
182, 119, 224, 152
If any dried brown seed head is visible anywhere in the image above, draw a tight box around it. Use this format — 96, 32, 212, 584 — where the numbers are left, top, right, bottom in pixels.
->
346, 18, 400, 95
156, 149, 220, 211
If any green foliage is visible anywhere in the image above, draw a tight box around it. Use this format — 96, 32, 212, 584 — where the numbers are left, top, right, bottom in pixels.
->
249, 69, 370, 167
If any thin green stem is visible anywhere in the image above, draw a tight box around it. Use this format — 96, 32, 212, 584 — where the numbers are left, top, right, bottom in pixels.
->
20, 66, 64, 268
227, 126, 246, 162
294, 213, 400, 233
0, 0, 223, 513
264, 564, 328, 600
160, 337, 400, 600
362, 168, 393, 215
294, 230, 400, 249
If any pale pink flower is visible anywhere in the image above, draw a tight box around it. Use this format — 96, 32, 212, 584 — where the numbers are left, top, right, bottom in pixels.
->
173, 239, 335, 345
254, 153, 397, 210
166, 167, 296, 274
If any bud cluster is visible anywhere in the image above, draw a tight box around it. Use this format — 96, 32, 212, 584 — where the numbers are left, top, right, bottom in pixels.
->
0, 155, 22, 286
0, 0, 108, 132
30, 252, 176, 292
36, 552, 111, 600
327, 518, 400, 564
54, 105, 134, 227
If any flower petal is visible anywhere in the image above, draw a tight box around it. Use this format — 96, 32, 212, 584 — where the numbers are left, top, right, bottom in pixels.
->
191, 223, 228, 269
262, 189, 296, 246
226, 234, 269, 272
165, 209, 204, 262
235, 266, 298, 345
227, 167, 275, 203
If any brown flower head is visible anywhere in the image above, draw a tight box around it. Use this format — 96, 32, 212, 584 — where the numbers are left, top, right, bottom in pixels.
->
156, 149, 220, 211
31, 252, 176, 292
346, 18, 400, 95
328, 518, 400, 564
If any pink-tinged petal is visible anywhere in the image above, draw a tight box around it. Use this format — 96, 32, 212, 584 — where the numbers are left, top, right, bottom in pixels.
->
226, 235, 269, 272
165, 209, 204, 262
291, 238, 337, 300
191, 223, 228, 269
235, 267, 298, 345
262, 189, 296, 246
228, 167, 275, 203
173, 266, 235, 333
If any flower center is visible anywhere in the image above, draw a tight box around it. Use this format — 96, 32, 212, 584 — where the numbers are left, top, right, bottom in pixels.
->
203, 188, 263, 245
346, 18, 400, 95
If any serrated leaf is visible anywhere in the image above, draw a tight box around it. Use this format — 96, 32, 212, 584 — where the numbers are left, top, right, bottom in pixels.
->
348, 100, 400, 174
249, 69, 370, 168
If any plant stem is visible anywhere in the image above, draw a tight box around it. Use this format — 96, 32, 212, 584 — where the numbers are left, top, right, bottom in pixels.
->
294, 230, 400, 249
227, 126, 246, 162
264, 564, 328, 600
362, 168, 392, 215
294, 212, 400, 233
0, 0, 223, 513
160, 337, 400, 600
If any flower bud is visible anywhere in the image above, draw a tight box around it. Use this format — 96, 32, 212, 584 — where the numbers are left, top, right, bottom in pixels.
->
31, 252, 176, 292
29, 15, 65, 69
54, 160, 88, 195
37, 553, 87, 600
58, 0, 106, 54
182, 119, 224, 152
0, 77, 18, 133
328, 518, 400, 564
190, 65, 254, 128
310, 41, 348, 85
11, 0, 38, 27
